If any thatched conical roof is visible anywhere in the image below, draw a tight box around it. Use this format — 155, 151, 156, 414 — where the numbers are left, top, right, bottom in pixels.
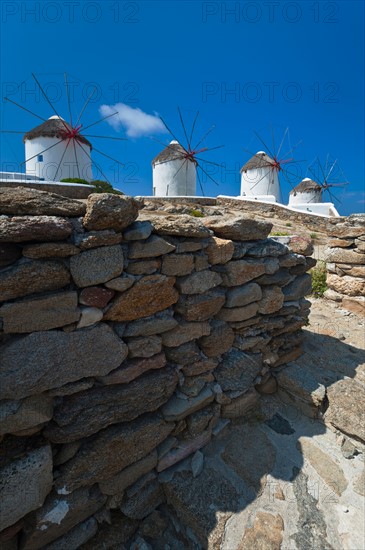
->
240, 151, 275, 173
23, 116, 92, 149
290, 178, 322, 195
152, 140, 196, 166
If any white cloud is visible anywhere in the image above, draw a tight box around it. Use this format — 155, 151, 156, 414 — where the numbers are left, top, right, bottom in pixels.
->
99, 103, 167, 138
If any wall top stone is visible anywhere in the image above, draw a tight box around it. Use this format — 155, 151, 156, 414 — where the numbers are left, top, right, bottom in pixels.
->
202, 215, 272, 241
82, 194, 140, 232
0, 186, 86, 217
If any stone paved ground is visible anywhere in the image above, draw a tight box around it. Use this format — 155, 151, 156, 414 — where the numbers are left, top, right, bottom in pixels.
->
84, 298, 365, 549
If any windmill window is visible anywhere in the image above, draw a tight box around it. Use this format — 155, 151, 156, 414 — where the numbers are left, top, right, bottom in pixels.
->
37, 155, 43, 162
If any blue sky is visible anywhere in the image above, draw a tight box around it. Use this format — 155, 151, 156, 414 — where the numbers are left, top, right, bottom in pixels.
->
1, 0, 364, 215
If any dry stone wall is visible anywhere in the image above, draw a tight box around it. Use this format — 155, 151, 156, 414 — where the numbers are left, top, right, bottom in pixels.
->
0, 187, 313, 549
324, 214, 365, 315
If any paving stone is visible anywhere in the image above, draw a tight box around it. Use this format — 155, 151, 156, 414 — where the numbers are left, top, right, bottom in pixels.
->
238, 512, 284, 550
325, 379, 365, 442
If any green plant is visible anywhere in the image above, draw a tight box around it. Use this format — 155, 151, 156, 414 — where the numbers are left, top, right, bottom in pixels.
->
310, 232, 318, 239
90, 180, 124, 195
189, 209, 204, 218
61, 177, 89, 185
310, 261, 327, 298
285, 222, 292, 227
270, 231, 289, 237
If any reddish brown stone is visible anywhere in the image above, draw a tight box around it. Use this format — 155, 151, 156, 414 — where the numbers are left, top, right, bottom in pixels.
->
79, 287, 115, 308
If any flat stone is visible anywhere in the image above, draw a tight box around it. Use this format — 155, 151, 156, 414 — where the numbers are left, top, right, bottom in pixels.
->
283, 273, 312, 301
324, 247, 365, 265
128, 235, 176, 259
0, 216, 72, 242
216, 302, 259, 322
42, 517, 98, 550
55, 414, 174, 493
329, 222, 365, 239
174, 239, 205, 253
327, 274, 365, 296
238, 511, 284, 550
215, 349, 262, 392
157, 430, 211, 472
79, 287, 115, 307
161, 321, 211, 347
70, 245, 124, 287
290, 256, 317, 275
161, 386, 214, 422
79, 513, 138, 550
279, 252, 306, 267
325, 379, 365, 442
104, 273, 135, 292
355, 238, 365, 251
161, 254, 194, 276
48, 379, 95, 397
221, 388, 260, 418
0, 291, 80, 333
263, 257, 280, 274
257, 286, 284, 314
123, 310, 178, 337
21, 486, 106, 550
276, 364, 326, 408
76, 307, 103, 328
162, 466, 240, 548
83, 193, 140, 231
22, 243, 80, 259
165, 341, 202, 366
104, 275, 178, 321
120, 474, 164, 519
298, 438, 348, 495
182, 358, 219, 377
0, 445, 53, 531
97, 352, 167, 385
46, 369, 178, 443
0, 187, 86, 216
328, 238, 354, 248
205, 237, 234, 265
99, 451, 158, 495
191, 450, 204, 478
342, 296, 365, 315
203, 215, 272, 240
0, 324, 128, 400
180, 373, 213, 397
175, 289, 226, 321
323, 288, 343, 302
187, 404, 218, 437
0, 260, 70, 302
215, 259, 266, 287
0, 395, 53, 436
288, 235, 314, 256
198, 319, 234, 357
123, 221, 153, 240
245, 238, 289, 257
175, 269, 222, 294
225, 282, 262, 307
336, 264, 365, 278
255, 269, 294, 286
126, 259, 160, 275
0, 243, 21, 267
74, 229, 123, 250
127, 336, 162, 358
148, 214, 213, 238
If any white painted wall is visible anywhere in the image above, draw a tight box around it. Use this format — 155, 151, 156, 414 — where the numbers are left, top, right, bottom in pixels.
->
240, 166, 280, 202
289, 202, 340, 217
25, 136, 92, 182
289, 189, 323, 205
152, 157, 196, 196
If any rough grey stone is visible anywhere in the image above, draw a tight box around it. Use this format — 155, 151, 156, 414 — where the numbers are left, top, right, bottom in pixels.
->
127, 336, 162, 358
55, 415, 174, 493
45, 369, 178, 443
216, 302, 259, 322
283, 274, 312, 301
0, 395, 53, 436
203, 215, 272, 240
161, 254, 195, 276
123, 221, 153, 241
0, 324, 128, 400
161, 386, 214, 422
161, 321, 211, 347
0, 291, 80, 333
198, 319, 234, 357
22, 242, 80, 259
83, 193, 140, 231
0, 445, 53, 531
74, 230, 123, 250
43, 517, 98, 550
175, 289, 226, 321
245, 238, 289, 257
176, 269, 222, 294
148, 214, 213, 238
0, 216, 72, 242
120, 474, 164, 519
104, 273, 135, 292
70, 244, 124, 287
0, 187, 86, 216
225, 282, 262, 307
123, 310, 178, 337
215, 259, 266, 287
215, 349, 262, 392
0, 260, 70, 302
99, 451, 158, 495
165, 341, 202, 366
128, 235, 176, 259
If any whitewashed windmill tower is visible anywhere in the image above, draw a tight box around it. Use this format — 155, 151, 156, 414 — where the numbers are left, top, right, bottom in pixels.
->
23, 116, 93, 182
288, 178, 322, 205
152, 140, 197, 196
240, 151, 281, 202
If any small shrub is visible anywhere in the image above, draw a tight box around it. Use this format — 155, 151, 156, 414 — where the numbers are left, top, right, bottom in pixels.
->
90, 180, 124, 195
310, 232, 318, 239
61, 177, 89, 185
270, 231, 289, 237
311, 261, 327, 298
190, 209, 204, 218
285, 222, 292, 227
